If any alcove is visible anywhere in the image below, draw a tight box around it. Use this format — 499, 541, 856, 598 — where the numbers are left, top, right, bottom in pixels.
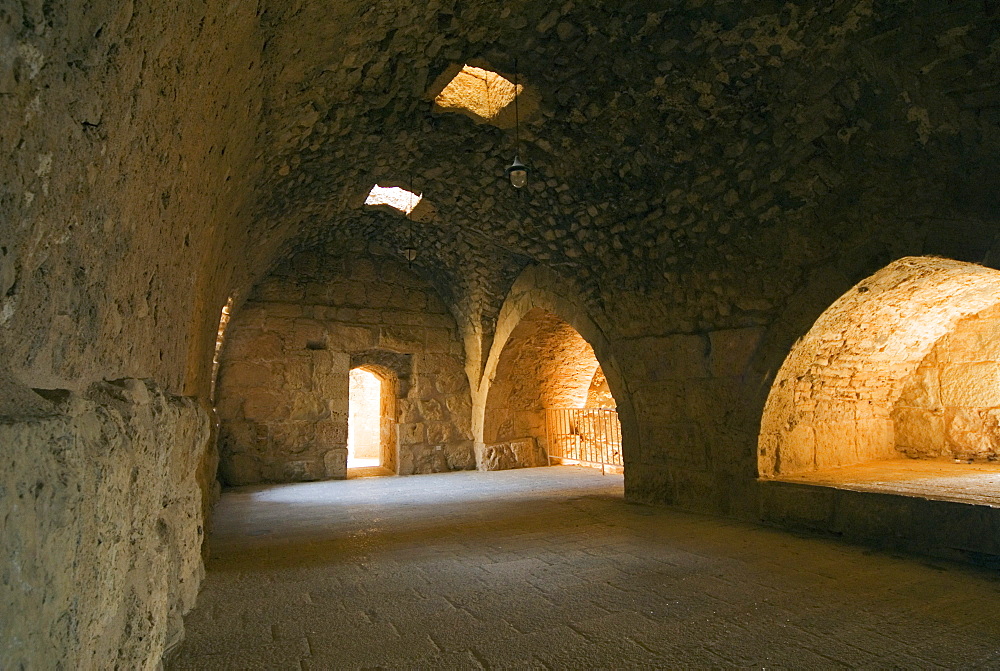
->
760, 257, 1000, 505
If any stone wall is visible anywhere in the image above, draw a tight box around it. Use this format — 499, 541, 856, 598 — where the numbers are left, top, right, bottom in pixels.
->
0, 380, 210, 669
1, 2, 262, 667
893, 304, 1000, 461
217, 245, 475, 484
0, 1, 264, 401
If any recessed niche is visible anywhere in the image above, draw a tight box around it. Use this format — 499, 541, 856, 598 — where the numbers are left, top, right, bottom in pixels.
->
429, 63, 538, 129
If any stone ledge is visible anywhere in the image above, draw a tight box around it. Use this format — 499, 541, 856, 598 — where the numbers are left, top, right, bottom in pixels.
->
759, 477, 1000, 565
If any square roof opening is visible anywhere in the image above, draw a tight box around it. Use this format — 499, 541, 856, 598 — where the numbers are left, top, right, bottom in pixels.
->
433, 65, 523, 127
365, 185, 422, 215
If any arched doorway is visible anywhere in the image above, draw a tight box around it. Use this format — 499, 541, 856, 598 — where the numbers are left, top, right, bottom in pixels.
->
481, 307, 622, 473
348, 365, 397, 475
760, 256, 1000, 502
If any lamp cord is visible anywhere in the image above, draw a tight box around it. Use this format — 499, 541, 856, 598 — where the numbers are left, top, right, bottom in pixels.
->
514, 58, 520, 154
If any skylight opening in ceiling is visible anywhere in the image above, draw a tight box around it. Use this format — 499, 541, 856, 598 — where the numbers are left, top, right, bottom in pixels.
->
434, 65, 522, 123
364, 185, 422, 215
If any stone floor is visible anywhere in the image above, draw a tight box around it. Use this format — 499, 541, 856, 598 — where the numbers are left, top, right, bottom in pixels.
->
776, 458, 1000, 507
169, 466, 1000, 669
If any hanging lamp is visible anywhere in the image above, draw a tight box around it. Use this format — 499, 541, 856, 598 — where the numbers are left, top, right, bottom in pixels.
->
506, 59, 529, 188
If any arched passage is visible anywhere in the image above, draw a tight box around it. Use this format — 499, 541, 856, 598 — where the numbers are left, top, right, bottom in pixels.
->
474, 265, 636, 475
760, 256, 1000, 499
481, 307, 620, 470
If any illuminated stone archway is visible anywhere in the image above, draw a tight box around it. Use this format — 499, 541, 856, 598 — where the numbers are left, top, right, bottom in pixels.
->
481, 307, 616, 470
474, 265, 636, 472
760, 257, 1000, 480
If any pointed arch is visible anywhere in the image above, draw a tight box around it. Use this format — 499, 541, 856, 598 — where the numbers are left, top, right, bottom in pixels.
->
474, 265, 638, 473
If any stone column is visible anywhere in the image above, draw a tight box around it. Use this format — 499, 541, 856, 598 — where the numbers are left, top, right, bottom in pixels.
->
314, 350, 350, 479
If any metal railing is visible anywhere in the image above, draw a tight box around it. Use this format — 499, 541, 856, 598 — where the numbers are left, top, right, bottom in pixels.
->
545, 407, 623, 474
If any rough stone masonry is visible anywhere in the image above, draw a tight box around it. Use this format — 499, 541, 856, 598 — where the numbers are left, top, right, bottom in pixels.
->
2, 1, 1000, 667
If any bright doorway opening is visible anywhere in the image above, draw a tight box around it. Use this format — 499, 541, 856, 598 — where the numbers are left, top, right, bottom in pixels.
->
347, 365, 398, 476
348, 368, 382, 468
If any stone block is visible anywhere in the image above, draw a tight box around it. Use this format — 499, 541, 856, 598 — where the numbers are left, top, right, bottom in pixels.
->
291, 250, 320, 275
315, 420, 347, 445
365, 281, 392, 306
347, 257, 376, 280
895, 365, 941, 408
410, 445, 450, 474
326, 323, 375, 351
667, 422, 708, 470
853, 417, 895, 462
288, 395, 327, 420
892, 407, 946, 458
219, 419, 266, 453
246, 332, 285, 360
480, 438, 546, 470
255, 278, 304, 302
445, 441, 476, 470
813, 421, 856, 469
259, 303, 302, 320
936, 315, 1000, 364
776, 422, 815, 474
269, 422, 315, 454
400, 422, 425, 444
385, 288, 411, 310
380, 326, 423, 351
327, 283, 351, 306
354, 308, 382, 324
625, 334, 709, 380
708, 327, 764, 377
625, 465, 675, 505
282, 360, 312, 390
426, 421, 454, 444
219, 361, 274, 391
433, 367, 466, 394
423, 327, 453, 353
397, 399, 420, 423
323, 447, 347, 479
345, 282, 367, 305
291, 320, 326, 350
304, 283, 330, 303
406, 290, 428, 310
280, 459, 323, 482
945, 408, 997, 459
940, 362, 1000, 407
759, 481, 835, 529
670, 467, 723, 513
243, 392, 291, 421
446, 393, 472, 418
312, 350, 351, 401
419, 398, 445, 421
